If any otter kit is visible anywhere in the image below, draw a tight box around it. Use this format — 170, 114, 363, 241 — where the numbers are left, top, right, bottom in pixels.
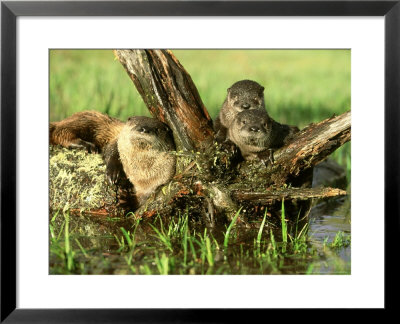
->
214, 80, 266, 143
214, 79, 299, 162
50, 111, 176, 207
228, 109, 299, 162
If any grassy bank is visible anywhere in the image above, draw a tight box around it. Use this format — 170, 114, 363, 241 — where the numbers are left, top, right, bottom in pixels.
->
50, 49, 351, 124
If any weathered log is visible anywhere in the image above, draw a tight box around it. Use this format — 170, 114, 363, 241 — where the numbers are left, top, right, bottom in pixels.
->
232, 187, 347, 204
114, 49, 214, 151
132, 179, 347, 222
262, 111, 351, 186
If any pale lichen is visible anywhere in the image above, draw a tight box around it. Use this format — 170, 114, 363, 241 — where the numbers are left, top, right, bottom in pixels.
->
49, 146, 116, 213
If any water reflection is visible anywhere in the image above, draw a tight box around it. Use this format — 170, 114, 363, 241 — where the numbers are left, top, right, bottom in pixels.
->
308, 195, 351, 273
50, 192, 351, 274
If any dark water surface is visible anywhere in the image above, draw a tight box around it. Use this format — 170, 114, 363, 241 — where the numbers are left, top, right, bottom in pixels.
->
307, 196, 351, 274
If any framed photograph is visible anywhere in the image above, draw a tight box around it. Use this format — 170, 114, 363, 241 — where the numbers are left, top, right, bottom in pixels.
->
1, 0, 398, 321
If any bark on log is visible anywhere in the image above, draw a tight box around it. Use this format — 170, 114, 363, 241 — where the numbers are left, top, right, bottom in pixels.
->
114, 49, 214, 151
232, 187, 347, 204
267, 111, 351, 186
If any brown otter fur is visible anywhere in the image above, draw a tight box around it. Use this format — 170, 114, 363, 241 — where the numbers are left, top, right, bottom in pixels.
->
228, 109, 299, 161
50, 111, 176, 208
115, 116, 176, 206
50, 110, 124, 153
214, 80, 266, 143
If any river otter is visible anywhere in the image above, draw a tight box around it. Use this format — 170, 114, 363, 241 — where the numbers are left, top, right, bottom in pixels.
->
50, 111, 176, 207
110, 116, 176, 206
214, 80, 266, 143
228, 109, 299, 162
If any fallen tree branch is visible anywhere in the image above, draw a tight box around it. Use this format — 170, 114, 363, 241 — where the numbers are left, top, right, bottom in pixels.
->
232, 187, 347, 204
268, 111, 351, 186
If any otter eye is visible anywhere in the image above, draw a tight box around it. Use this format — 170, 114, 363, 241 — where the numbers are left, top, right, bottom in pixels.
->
234, 101, 240, 106
137, 126, 151, 133
157, 127, 167, 134
242, 120, 246, 125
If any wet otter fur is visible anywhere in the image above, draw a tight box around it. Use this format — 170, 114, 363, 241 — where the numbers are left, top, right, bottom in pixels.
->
228, 110, 299, 161
214, 80, 266, 143
50, 111, 176, 208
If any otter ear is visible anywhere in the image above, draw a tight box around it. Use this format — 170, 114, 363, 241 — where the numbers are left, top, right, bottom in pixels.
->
227, 87, 233, 100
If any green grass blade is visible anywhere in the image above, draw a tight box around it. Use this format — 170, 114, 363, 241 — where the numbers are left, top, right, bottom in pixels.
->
120, 227, 133, 247
270, 229, 277, 258
188, 236, 197, 260
257, 209, 268, 245
183, 220, 188, 266
281, 199, 287, 243
74, 238, 88, 258
64, 213, 74, 271
224, 208, 242, 249
205, 236, 214, 267
149, 223, 173, 252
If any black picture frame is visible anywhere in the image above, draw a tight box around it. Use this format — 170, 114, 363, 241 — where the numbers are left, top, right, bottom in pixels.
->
1, 0, 398, 321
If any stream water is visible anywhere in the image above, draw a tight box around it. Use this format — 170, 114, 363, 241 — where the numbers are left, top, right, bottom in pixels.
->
49, 192, 351, 275
307, 195, 351, 274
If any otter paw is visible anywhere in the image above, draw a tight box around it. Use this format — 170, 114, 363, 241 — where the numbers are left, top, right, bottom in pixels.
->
258, 149, 275, 167
85, 142, 100, 154
69, 140, 99, 154
106, 163, 122, 185
220, 140, 239, 155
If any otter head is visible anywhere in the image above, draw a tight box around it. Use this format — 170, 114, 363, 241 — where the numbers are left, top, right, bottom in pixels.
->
228, 110, 273, 158
125, 116, 175, 151
227, 80, 265, 114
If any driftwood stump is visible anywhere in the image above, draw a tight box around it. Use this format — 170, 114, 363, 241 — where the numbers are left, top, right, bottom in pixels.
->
114, 50, 214, 151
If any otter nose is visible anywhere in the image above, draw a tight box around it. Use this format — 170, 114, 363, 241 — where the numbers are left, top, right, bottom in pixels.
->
241, 103, 250, 109
249, 126, 260, 132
